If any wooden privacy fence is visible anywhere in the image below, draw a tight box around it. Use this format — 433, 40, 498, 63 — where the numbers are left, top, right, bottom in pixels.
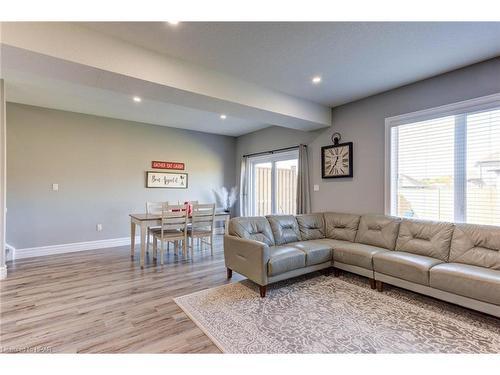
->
398, 186, 500, 225
255, 166, 297, 216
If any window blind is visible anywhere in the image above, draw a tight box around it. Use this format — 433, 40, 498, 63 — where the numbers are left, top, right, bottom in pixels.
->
389, 104, 500, 226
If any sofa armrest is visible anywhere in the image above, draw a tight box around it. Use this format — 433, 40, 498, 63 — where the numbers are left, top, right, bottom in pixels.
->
224, 235, 270, 286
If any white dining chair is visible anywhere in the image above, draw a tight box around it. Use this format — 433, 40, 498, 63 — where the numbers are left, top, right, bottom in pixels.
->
146, 201, 167, 253
185, 200, 200, 247
187, 203, 216, 258
151, 203, 189, 264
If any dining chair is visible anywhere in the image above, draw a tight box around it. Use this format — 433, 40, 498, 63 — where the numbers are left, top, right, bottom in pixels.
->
151, 203, 189, 264
187, 203, 216, 258
146, 201, 167, 253
185, 200, 199, 246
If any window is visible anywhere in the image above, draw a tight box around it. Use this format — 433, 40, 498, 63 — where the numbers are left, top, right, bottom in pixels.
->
247, 150, 299, 216
386, 94, 500, 225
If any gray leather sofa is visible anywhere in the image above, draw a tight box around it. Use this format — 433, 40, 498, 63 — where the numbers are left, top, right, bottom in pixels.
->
224, 213, 500, 318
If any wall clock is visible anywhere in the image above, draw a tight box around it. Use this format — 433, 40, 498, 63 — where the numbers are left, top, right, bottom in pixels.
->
321, 133, 353, 178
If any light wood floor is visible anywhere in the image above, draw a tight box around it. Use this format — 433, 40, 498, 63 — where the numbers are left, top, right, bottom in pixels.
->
0, 235, 244, 353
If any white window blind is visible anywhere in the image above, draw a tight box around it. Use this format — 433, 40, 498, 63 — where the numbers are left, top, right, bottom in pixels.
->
387, 94, 500, 225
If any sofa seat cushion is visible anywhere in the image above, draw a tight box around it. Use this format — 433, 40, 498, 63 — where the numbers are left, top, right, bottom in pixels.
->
373, 251, 443, 285
267, 246, 306, 276
289, 240, 332, 266
430, 263, 500, 305
331, 240, 388, 270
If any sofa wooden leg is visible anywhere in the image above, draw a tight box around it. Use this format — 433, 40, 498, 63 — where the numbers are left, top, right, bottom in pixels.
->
333, 268, 341, 277
226, 268, 233, 279
376, 280, 384, 292
370, 279, 376, 289
259, 285, 267, 298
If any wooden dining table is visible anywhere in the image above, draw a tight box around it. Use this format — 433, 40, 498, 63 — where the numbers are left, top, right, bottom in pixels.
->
129, 211, 231, 268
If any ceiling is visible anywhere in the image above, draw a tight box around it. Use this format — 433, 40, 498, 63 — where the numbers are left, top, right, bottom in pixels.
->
6, 72, 269, 137
2, 22, 499, 137
83, 22, 500, 106
1, 23, 330, 137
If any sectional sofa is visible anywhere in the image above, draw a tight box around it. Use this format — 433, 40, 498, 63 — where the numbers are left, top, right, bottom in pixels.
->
224, 213, 500, 318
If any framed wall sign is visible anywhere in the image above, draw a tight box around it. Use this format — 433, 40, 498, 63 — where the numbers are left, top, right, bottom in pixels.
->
151, 161, 185, 170
146, 171, 188, 188
321, 142, 353, 178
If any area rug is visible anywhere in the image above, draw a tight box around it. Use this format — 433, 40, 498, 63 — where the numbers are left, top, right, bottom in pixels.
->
174, 274, 500, 353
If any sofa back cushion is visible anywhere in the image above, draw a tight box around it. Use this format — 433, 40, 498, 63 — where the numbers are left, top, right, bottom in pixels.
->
296, 213, 325, 240
355, 214, 400, 250
228, 216, 275, 246
396, 219, 454, 261
324, 212, 360, 242
449, 223, 500, 270
266, 215, 301, 245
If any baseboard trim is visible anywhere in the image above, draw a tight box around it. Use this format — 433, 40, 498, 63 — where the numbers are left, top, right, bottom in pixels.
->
5, 243, 15, 261
13, 236, 141, 260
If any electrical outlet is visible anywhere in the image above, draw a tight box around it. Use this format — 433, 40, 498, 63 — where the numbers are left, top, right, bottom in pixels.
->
52, 183, 59, 191
313, 184, 320, 192
96, 224, 103, 232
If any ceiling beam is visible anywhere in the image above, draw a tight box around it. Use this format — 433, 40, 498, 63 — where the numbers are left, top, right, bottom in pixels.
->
0, 22, 331, 131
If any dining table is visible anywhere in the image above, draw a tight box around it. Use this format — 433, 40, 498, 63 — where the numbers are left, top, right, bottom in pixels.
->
129, 211, 231, 268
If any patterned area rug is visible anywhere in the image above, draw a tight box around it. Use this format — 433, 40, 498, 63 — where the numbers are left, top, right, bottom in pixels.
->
174, 273, 500, 353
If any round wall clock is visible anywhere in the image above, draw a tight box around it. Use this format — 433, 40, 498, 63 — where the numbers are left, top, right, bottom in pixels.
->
321, 142, 353, 178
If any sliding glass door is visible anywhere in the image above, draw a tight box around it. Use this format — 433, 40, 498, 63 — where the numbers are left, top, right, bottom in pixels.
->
248, 150, 299, 216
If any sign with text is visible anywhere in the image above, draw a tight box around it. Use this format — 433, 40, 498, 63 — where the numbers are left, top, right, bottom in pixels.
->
146, 171, 188, 189
151, 161, 185, 170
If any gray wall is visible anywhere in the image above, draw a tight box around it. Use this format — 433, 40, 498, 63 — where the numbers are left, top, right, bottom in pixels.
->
235, 125, 325, 214
7, 103, 236, 248
235, 125, 325, 160
309, 57, 500, 214
235, 125, 324, 180
7, 57, 500, 249
233, 58, 500, 216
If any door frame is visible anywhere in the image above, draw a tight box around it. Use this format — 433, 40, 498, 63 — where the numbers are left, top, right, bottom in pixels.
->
247, 149, 299, 216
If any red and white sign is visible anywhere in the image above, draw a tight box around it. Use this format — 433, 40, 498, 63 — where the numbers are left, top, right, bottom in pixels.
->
151, 161, 185, 170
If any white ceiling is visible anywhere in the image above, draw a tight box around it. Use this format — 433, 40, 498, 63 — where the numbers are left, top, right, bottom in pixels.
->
83, 22, 500, 106
6, 73, 269, 137
1, 23, 330, 136
2, 22, 499, 137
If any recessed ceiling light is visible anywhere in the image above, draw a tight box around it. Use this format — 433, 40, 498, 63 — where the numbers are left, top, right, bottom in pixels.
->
133, 96, 142, 103
312, 76, 322, 84
167, 21, 180, 26
220, 114, 227, 120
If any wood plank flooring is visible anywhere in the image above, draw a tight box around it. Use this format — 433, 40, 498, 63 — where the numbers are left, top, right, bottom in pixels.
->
0, 235, 244, 353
